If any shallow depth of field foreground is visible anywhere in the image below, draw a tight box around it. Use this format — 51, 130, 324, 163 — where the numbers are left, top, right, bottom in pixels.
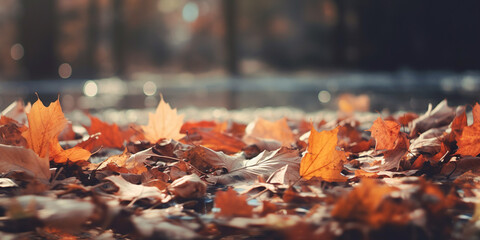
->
0, 95, 480, 239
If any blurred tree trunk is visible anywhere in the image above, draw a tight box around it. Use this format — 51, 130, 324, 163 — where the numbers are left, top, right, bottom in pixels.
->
113, 0, 125, 77
86, 0, 98, 78
20, 0, 57, 80
332, 0, 346, 68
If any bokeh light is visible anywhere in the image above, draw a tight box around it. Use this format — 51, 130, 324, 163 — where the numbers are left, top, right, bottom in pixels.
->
182, 2, 199, 23
143, 81, 157, 96
83, 80, 98, 97
58, 63, 72, 79
10, 43, 24, 61
318, 90, 331, 103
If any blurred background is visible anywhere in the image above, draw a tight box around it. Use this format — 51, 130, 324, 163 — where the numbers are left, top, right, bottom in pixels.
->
0, 0, 480, 117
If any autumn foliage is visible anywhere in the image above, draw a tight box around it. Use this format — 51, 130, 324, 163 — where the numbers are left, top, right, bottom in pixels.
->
0, 96, 480, 239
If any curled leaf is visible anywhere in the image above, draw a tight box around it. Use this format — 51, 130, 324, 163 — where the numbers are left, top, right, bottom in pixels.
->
0, 144, 50, 181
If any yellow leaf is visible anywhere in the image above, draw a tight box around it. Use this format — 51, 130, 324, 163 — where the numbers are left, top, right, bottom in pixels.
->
22, 97, 67, 158
141, 96, 184, 142
300, 126, 346, 181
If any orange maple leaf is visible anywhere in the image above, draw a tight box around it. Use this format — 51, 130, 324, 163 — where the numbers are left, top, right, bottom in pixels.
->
456, 122, 480, 156
215, 188, 253, 217
141, 96, 185, 143
244, 117, 295, 146
473, 102, 480, 124
331, 179, 408, 228
21, 97, 90, 163
49, 140, 91, 163
300, 126, 347, 181
84, 114, 125, 149
451, 108, 467, 139
22, 97, 67, 158
367, 117, 401, 151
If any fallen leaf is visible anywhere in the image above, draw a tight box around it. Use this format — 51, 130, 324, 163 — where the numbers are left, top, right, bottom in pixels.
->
0, 178, 18, 188
22, 98, 67, 158
209, 147, 301, 185
215, 188, 253, 217
244, 117, 295, 146
132, 210, 198, 239
410, 100, 456, 136
300, 127, 347, 181
456, 123, 480, 156
266, 164, 300, 185
48, 140, 91, 163
409, 128, 446, 157
105, 175, 169, 202
338, 93, 370, 113
331, 179, 407, 228
58, 123, 76, 141
182, 129, 246, 154
0, 144, 50, 180
84, 114, 125, 149
167, 174, 206, 199
141, 96, 185, 142
183, 145, 241, 173
397, 112, 419, 126
367, 117, 401, 151
381, 133, 409, 170
0, 121, 27, 147
0, 195, 94, 231
450, 107, 467, 139
473, 103, 480, 124
1, 100, 30, 124
180, 120, 217, 133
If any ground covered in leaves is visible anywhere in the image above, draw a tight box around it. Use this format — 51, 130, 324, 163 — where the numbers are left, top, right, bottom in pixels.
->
1, 95, 480, 239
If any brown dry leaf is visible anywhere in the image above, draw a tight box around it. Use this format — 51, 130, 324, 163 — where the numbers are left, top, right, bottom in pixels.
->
381, 133, 409, 170
22, 98, 67, 158
167, 174, 206, 199
266, 164, 300, 185
141, 96, 185, 142
244, 117, 295, 146
409, 128, 445, 157
456, 123, 480, 156
299, 126, 347, 182
1, 100, 30, 124
208, 147, 301, 185
84, 115, 125, 149
0, 144, 50, 180
105, 175, 169, 202
410, 100, 456, 136
0, 121, 27, 147
367, 117, 401, 151
183, 145, 241, 173
215, 188, 253, 217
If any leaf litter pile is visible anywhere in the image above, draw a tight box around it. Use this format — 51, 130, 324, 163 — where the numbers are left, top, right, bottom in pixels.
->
2, 95, 480, 240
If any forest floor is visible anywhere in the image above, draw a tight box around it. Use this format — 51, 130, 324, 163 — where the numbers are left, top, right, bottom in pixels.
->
0, 95, 479, 239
